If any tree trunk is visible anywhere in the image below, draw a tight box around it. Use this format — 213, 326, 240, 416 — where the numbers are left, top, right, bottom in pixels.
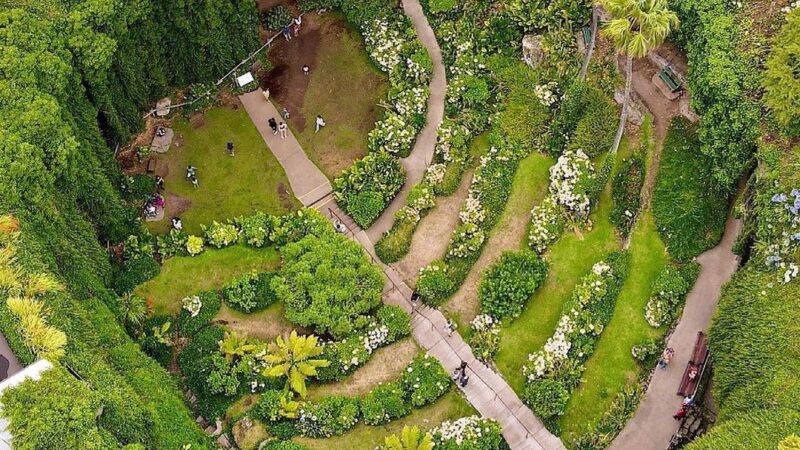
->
611, 54, 633, 154
579, 7, 598, 81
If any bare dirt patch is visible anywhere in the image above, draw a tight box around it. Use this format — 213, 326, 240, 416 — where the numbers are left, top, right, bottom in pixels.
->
277, 182, 294, 210
165, 193, 191, 218
214, 303, 301, 342
189, 113, 206, 129
393, 169, 474, 286
308, 338, 420, 400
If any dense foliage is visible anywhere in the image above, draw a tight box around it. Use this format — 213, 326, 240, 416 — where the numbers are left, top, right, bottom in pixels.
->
652, 119, 727, 261
273, 231, 384, 339
763, 9, 800, 136
610, 154, 645, 237
333, 152, 405, 228
221, 271, 277, 313
478, 250, 548, 320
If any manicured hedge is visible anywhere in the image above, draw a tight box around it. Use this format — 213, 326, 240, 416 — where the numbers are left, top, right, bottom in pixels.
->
610, 154, 645, 238
651, 119, 727, 261
333, 152, 406, 228
478, 250, 548, 320
221, 271, 277, 313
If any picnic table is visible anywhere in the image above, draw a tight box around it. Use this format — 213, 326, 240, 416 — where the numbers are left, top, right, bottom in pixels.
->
677, 331, 709, 397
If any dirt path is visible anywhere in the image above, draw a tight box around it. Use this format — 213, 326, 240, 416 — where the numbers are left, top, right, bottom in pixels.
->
392, 169, 474, 285
610, 216, 742, 450
308, 338, 419, 399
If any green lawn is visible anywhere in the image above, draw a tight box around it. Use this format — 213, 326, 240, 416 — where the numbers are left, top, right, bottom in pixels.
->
135, 245, 280, 315
293, 391, 475, 450
290, 13, 388, 179
148, 106, 299, 235
558, 211, 667, 442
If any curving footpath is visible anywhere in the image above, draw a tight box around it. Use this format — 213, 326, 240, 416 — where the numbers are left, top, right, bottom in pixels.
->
610, 215, 742, 450
365, 0, 447, 242
237, 2, 564, 445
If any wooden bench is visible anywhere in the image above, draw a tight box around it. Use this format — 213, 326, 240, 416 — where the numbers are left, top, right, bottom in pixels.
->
659, 67, 682, 93
582, 26, 592, 47
146, 158, 156, 173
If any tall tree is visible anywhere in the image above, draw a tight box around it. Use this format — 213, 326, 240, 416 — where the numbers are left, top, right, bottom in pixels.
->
600, 0, 678, 153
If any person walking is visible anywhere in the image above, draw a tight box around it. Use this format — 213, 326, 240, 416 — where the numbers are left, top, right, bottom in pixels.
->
292, 21, 301, 37
262, 88, 270, 101
226, 142, 235, 157
268, 117, 278, 134
155, 175, 165, 191
278, 122, 288, 139
315, 115, 326, 133
446, 319, 456, 337
302, 65, 310, 76
459, 373, 469, 388
658, 348, 672, 369
282, 25, 292, 41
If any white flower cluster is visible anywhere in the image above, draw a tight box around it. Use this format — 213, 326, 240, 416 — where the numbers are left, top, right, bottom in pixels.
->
528, 195, 566, 254
368, 112, 416, 154
409, 185, 435, 212
459, 193, 486, 225
471, 314, 497, 332
432, 415, 497, 446
448, 223, 485, 258
524, 261, 612, 381
364, 19, 403, 71
762, 189, 800, 284
181, 295, 202, 317
781, 0, 799, 14
424, 163, 447, 185
534, 81, 560, 107
393, 86, 428, 116
364, 325, 389, 354
549, 149, 596, 219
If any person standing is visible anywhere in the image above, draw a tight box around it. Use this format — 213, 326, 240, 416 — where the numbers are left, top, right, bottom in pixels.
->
155, 175, 165, 191
302, 65, 310, 76
278, 122, 288, 139
293, 16, 302, 36
226, 142, 235, 157
282, 25, 292, 41
315, 115, 326, 133
268, 117, 278, 135
282, 107, 290, 119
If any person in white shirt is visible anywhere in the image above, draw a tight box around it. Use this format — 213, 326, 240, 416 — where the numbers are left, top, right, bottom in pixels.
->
315, 115, 326, 133
278, 122, 288, 139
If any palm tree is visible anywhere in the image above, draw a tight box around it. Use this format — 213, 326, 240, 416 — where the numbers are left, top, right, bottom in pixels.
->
261, 330, 329, 398
601, 0, 678, 153
383, 426, 434, 450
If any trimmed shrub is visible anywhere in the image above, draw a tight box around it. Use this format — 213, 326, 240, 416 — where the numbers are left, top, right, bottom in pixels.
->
375, 218, 416, 263
177, 290, 221, 337
361, 382, 411, 425
234, 211, 273, 248
252, 390, 283, 423
202, 221, 239, 248
652, 119, 727, 261
432, 416, 506, 450
221, 271, 277, 313
400, 354, 451, 407
273, 232, 383, 339
416, 260, 455, 306
297, 396, 361, 438
478, 250, 548, 320
524, 379, 569, 420
261, 5, 291, 31
568, 93, 617, 158
346, 191, 385, 228
333, 152, 405, 229
376, 304, 411, 342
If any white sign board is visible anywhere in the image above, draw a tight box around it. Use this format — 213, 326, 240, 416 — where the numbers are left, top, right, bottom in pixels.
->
236, 72, 255, 87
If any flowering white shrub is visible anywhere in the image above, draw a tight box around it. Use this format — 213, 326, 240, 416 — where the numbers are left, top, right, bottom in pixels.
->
549, 149, 596, 219
392, 86, 428, 116
368, 112, 416, 155
761, 189, 800, 284
364, 19, 403, 71
181, 295, 202, 317
448, 223, 485, 258
459, 192, 486, 225
424, 163, 447, 185
432, 416, 503, 447
528, 195, 567, 254
534, 81, 560, 107
469, 314, 501, 362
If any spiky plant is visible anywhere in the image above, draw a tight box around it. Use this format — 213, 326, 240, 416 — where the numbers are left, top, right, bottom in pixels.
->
262, 330, 330, 398
383, 426, 434, 450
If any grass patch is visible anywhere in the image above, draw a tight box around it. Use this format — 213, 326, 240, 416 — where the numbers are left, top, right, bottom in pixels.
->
652, 118, 728, 261
292, 390, 475, 450
292, 13, 388, 179
148, 107, 299, 235
135, 245, 280, 315
558, 211, 667, 442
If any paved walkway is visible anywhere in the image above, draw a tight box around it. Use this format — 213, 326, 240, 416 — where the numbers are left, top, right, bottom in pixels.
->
610, 215, 742, 450
365, 0, 446, 242
238, 91, 332, 207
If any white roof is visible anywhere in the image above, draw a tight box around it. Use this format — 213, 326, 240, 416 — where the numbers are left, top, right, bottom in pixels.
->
0, 360, 53, 449
236, 72, 255, 87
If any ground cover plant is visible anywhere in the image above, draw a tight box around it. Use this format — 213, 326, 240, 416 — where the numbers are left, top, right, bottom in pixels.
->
651, 119, 727, 262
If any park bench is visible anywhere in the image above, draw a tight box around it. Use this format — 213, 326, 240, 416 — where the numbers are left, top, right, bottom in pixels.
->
677, 332, 709, 396
146, 158, 156, 173
659, 66, 682, 93
582, 26, 592, 47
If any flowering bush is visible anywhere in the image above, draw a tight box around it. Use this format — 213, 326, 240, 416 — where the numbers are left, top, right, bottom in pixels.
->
416, 261, 456, 306
333, 152, 405, 228
432, 416, 505, 449
186, 235, 204, 256
631, 339, 660, 365
234, 211, 272, 247
469, 314, 501, 363
448, 223, 486, 258
360, 382, 410, 425
528, 195, 567, 254
203, 221, 239, 248
644, 267, 691, 327
297, 396, 360, 438
400, 354, 452, 407
522, 253, 629, 419
182, 295, 202, 317
479, 250, 548, 320
549, 149, 596, 220
368, 112, 418, 156
534, 82, 560, 107
610, 155, 645, 237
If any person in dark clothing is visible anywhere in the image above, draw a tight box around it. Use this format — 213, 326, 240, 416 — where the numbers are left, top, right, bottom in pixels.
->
268, 117, 278, 134
226, 142, 234, 156
459, 374, 469, 387
282, 26, 292, 41
155, 175, 165, 191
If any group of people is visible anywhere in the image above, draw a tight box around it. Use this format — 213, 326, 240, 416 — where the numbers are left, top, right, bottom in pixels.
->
268, 117, 289, 139
658, 347, 675, 369
144, 192, 165, 219
282, 16, 302, 41
453, 361, 469, 387
673, 394, 695, 420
